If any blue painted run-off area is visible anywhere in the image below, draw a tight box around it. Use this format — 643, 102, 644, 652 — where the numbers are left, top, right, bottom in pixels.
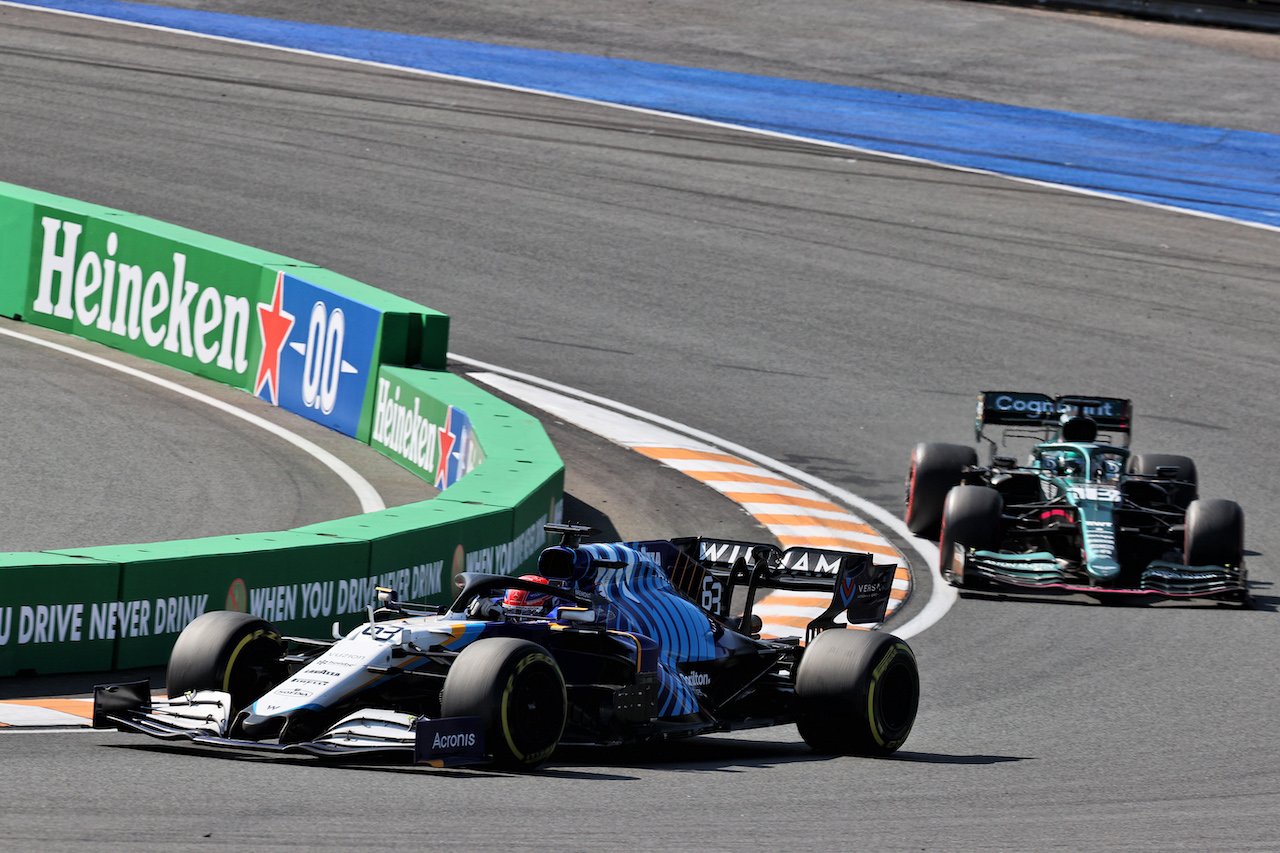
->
18, 0, 1280, 228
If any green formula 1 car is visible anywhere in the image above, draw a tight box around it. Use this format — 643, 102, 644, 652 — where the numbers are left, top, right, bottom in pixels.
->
905, 392, 1248, 605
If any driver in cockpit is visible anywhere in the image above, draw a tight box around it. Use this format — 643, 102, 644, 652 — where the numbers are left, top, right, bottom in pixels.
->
1040, 448, 1085, 478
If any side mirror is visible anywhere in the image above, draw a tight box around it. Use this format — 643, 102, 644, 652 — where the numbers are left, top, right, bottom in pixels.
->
557, 607, 597, 623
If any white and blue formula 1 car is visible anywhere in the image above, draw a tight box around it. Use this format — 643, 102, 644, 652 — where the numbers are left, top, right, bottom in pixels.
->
95, 525, 919, 770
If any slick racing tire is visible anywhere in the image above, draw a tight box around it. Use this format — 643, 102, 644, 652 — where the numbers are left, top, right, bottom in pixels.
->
441, 638, 567, 771
905, 442, 978, 539
937, 485, 1002, 587
795, 629, 918, 757
166, 610, 288, 712
1184, 498, 1245, 568
1127, 453, 1198, 509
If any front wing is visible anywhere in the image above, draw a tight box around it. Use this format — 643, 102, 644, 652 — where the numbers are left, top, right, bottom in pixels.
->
957, 549, 1248, 602
93, 680, 486, 766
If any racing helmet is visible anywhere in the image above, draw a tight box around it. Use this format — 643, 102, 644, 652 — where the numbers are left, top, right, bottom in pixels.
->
503, 575, 554, 616
1060, 449, 1085, 477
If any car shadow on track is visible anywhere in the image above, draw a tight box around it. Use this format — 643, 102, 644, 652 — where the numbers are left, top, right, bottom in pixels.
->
956, 586, 1267, 611
102, 733, 1027, 778
890, 751, 1028, 765
101, 739, 587, 779
561, 493, 623, 540
532, 736, 1028, 772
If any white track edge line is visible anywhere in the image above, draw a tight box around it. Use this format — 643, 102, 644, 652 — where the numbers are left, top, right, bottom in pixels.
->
455, 354, 953, 639
0, 325, 385, 513
6, 1, 1279, 235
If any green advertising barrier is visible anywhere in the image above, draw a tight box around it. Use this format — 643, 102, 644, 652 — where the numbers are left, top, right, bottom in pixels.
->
371, 366, 566, 577
367, 366, 561, 486
436, 461, 566, 559
296, 266, 445, 374
423, 375, 566, 569
296, 500, 515, 610
367, 367, 488, 487
305, 365, 567, 596
0, 194, 36, 318
0, 181, 450, 384
0, 182, 565, 677
52, 532, 371, 670
0, 553, 121, 676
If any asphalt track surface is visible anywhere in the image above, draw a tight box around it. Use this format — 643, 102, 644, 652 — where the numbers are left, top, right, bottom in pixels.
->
1, 2, 1279, 850
0, 317, 441, 552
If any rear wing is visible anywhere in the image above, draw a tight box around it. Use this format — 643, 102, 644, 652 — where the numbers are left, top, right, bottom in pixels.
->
669, 537, 896, 638
976, 392, 1132, 445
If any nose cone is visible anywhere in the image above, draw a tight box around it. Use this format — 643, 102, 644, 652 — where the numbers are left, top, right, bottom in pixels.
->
239, 712, 286, 740
1086, 557, 1122, 583
239, 708, 322, 743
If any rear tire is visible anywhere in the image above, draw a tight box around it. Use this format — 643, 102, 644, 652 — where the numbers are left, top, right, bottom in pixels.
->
938, 485, 1002, 587
1184, 498, 1244, 568
166, 611, 287, 713
795, 629, 918, 756
905, 442, 978, 539
1127, 453, 1198, 509
441, 638, 566, 771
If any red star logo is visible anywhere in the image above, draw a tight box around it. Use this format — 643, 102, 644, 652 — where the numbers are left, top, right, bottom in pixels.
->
255, 272, 295, 405
435, 406, 458, 489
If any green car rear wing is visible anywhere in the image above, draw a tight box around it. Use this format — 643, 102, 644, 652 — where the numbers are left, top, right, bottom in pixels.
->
975, 391, 1133, 449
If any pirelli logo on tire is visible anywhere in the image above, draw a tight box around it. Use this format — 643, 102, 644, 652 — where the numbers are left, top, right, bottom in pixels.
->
867, 640, 917, 751
500, 650, 564, 764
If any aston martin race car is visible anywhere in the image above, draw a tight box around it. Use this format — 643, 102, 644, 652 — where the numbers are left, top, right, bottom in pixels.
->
94, 525, 919, 770
904, 392, 1247, 604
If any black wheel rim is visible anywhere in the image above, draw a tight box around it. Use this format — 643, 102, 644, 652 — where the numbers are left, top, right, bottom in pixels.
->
507, 664, 564, 755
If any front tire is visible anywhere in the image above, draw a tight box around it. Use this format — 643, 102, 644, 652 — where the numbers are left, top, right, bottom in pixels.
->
795, 629, 919, 756
440, 638, 567, 771
905, 442, 978, 539
166, 611, 287, 712
938, 485, 1002, 587
1184, 498, 1244, 568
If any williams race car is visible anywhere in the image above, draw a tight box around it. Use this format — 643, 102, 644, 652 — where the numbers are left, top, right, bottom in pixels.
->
905, 392, 1247, 604
94, 526, 919, 769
